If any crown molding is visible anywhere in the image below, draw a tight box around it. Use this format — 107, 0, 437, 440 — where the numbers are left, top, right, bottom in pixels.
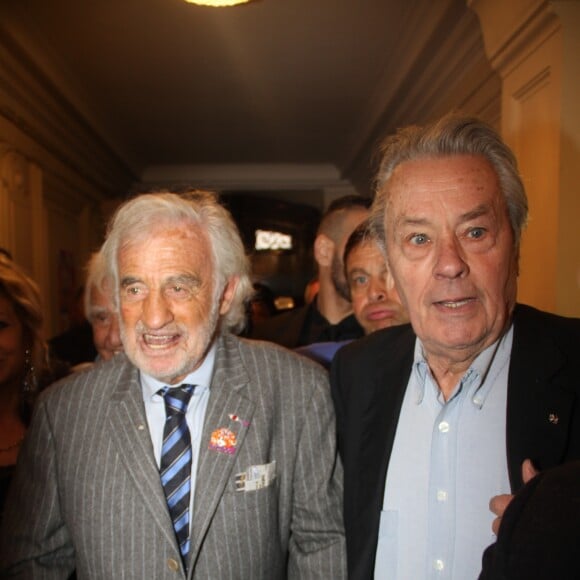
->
469, 0, 560, 77
140, 162, 355, 191
342, 0, 500, 191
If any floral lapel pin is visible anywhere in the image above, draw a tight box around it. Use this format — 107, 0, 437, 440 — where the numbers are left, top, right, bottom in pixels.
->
209, 427, 237, 455
208, 413, 250, 455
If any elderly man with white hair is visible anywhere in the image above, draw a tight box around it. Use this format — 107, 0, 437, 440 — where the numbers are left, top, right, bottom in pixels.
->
1, 190, 346, 579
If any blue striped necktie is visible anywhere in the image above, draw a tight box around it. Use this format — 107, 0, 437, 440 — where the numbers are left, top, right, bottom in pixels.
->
158, 384, 196, 568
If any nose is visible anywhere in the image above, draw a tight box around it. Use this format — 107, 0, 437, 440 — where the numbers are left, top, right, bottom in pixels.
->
368, 278, 387, 302
141, 290, 174, 329
433, 236, 468, 280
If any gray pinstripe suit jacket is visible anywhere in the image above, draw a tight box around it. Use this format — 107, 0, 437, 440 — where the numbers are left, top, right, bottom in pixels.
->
0, 333, 346, 579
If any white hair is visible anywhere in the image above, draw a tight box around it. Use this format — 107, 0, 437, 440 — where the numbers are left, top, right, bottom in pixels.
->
100, 190, 253, 334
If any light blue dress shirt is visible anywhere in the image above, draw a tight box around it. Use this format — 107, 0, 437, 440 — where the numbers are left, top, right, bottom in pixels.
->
140, 342, 215, 532
375, 326, 514, 579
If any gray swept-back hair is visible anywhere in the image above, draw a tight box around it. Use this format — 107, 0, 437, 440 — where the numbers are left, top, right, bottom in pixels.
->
100, 190, 253, 334
371, 113, 528, 248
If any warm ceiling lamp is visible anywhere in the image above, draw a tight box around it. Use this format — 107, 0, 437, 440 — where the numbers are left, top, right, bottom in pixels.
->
184, 0, 256, 6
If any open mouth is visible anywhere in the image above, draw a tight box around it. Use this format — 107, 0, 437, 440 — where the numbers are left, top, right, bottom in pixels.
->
142, 333, 180, 349
435, 298, 475, 309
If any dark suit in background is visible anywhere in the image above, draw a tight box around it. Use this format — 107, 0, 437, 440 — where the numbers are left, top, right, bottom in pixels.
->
250, 298, 363, 348
48, 319, 97, 366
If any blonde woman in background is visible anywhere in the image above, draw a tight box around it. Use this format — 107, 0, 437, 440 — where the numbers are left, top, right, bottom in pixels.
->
0, 254, 67, 518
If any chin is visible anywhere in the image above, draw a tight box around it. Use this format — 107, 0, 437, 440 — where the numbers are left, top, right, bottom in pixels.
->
129, 352, 185, 382
147, 367, 188, 384
371, 319, 395, 332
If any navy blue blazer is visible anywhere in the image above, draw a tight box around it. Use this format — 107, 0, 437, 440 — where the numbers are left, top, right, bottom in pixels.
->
331, 304, 580, 580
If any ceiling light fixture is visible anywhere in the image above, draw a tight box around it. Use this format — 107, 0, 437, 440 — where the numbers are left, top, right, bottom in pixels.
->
184, 0, 256, 6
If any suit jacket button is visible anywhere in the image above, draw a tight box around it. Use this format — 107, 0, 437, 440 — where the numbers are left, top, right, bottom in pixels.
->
167, 558, 180, 572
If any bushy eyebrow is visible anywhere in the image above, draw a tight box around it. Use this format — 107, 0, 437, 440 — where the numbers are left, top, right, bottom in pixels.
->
394, 216, 430, 229
120, 274, 202, 288
120, 276, 141, 288
459, 204, 492, 222
164, 274, 201, 288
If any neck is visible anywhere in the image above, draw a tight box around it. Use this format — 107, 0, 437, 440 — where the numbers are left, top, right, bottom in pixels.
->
430, 362, 472, 401
316, 278, 353, 325
0, 380, 21, 419
424, 348, 481, 402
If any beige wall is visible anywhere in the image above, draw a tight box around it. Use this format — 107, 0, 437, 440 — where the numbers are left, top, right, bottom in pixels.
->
470, 0, 580, 317
504, 27, 562, 313
0, 120, 108, 336
554, 1, 580, 316
0, 22, 134, 336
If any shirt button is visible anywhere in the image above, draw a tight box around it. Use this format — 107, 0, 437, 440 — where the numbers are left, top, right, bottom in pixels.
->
167, 558, 180, 572
438, 421, 450, 433
436, 490, 448, 502
434, 559, 445, 571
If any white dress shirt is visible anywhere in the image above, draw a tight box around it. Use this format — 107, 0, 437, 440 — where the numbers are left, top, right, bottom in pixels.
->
375, 326, 513, 579
140, 342, 215, 531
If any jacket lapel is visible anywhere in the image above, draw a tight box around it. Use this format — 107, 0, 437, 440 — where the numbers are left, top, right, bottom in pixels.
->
107, 359, 178, 550
506, 306, 575, 490
188, 334, 255, 570
350, 327, 415, 578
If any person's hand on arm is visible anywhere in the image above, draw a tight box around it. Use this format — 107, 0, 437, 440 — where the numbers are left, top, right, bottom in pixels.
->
489, 458, 539, 534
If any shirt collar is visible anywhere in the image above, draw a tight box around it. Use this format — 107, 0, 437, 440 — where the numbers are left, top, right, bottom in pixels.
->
141, 341, 217, 401
412, 324, 514, 408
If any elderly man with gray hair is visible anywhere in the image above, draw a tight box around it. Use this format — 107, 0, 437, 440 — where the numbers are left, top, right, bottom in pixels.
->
331, 114, 580, 580
1, 190, 346, 579
81, 251, 123, 364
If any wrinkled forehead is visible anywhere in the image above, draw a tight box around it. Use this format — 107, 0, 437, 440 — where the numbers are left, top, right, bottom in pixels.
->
117, 219, 209, 261
383, 155, 505, 221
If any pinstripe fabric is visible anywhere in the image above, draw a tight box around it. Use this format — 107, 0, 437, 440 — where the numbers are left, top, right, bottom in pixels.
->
0, 333, 346, 579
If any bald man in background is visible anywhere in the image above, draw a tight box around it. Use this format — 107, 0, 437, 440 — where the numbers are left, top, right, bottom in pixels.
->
251, 194, 370, 348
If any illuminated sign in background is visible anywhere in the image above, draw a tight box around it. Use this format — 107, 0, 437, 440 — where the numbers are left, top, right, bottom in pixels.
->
255, 229, 292, 251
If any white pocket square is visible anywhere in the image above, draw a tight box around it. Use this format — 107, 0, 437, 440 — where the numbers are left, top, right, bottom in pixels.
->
235, 460, 276, 492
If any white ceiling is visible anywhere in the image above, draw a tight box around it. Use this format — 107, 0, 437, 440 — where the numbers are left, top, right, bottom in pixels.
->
0, 0, 499, 198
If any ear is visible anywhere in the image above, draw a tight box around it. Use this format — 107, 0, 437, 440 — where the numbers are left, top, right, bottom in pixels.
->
314, 234, 335, 268
514, 246, 521, 277
219, 276, 239, 316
